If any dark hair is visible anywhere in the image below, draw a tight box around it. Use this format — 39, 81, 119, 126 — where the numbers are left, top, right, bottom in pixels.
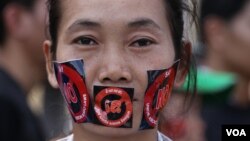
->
200, 0, 248, 41
47, 0, 197, 101
0, 0, 37, 46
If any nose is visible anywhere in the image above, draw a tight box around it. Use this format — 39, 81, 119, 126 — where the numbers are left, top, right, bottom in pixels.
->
98, 49, 132, 84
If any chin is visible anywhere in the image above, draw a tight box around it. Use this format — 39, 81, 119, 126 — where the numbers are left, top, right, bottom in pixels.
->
79, 123, 139, 137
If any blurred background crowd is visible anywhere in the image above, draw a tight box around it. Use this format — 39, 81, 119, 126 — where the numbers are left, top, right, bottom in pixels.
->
0, 0, 250, 141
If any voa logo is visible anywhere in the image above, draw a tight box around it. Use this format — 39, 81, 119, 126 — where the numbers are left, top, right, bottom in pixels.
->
226, 129, 246, 136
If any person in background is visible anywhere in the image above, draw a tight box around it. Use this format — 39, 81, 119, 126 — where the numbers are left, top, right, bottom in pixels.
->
200, 0, 250, 140
0, 0, 47, 140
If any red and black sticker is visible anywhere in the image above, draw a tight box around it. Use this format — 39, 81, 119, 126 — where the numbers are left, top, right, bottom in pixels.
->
140, 61, 179, 130
93, 86, 134, 128
54, 60, 91, 123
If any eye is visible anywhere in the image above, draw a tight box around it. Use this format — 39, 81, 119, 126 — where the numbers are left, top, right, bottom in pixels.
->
73, 36, 97, 46
130, 38, 155, 47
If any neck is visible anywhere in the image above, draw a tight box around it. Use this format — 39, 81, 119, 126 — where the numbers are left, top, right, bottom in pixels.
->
231, 76, 250, 108
0, 40, 44, 93
73, 124, 158, 141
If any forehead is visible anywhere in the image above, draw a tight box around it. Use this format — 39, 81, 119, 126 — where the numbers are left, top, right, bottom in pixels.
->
60, 0, 168, 29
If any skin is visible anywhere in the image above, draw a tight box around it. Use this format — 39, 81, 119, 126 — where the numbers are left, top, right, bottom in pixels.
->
204, 2, 250, 106
204, 2, 250, 78
160, 94, 206, 141
225, 2, 250, 106
44, 0, 189, 140
25, 0, 47, 66
0, 0, 47, 92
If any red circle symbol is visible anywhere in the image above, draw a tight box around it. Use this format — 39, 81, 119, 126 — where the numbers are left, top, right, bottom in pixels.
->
94, 87, 133, 127
144, 68, 176, 127
58, 64, 89, 123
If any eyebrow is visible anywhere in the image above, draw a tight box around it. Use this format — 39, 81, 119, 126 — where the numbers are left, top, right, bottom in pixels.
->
67, 18, 161, 33
67, 19, 101, 33
128, 18, 162, 30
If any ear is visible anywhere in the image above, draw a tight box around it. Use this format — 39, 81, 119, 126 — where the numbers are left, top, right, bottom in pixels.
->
43, 40, 59, 88
174, 40, 192, 88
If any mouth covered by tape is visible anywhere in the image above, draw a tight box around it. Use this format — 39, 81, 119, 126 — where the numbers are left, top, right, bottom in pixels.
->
93, 86, 134, 128
54, 59, 179, 129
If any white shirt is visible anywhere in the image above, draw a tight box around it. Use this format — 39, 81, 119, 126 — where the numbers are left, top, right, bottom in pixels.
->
57, 131, 172, 141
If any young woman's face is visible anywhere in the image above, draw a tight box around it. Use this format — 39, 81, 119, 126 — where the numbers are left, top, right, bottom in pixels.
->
50, 0, 175, 136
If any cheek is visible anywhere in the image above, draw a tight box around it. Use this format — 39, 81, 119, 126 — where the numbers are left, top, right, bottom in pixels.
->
235, 26, 250, 45
55, 44, 175, 100
83, 57, 102, 97
224, 28, 250, 74
230, 28, 250, 62
148, 47, 175, 68
55, 44, 81, 62
129, 47, 175, 95
231, 17, 250, 47
55, 47, 68, 62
